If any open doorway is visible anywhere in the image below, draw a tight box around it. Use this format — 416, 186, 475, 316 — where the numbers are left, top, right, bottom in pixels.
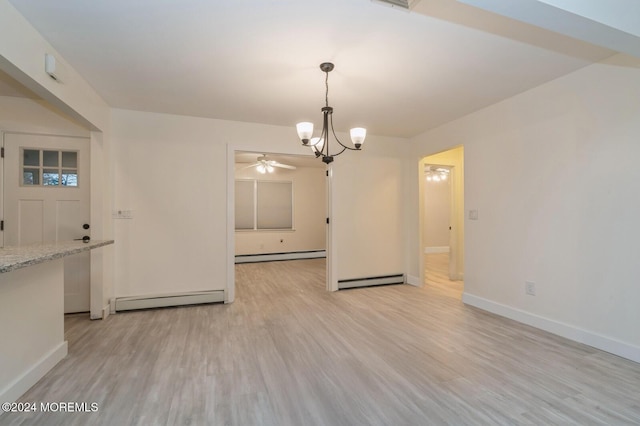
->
420, 146, 464, 297
230, 151, 328, 299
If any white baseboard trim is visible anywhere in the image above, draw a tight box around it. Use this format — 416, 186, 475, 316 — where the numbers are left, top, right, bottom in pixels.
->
115, 290, 225, 312
424, 246, 450, 254
462, 293, 640, 363
90, 303, 110, 320
406, 275, 421, 286
235, 250, 326, 264
0, 341, 67, 403
338, 273, 405, 290
102, 304, 110, 320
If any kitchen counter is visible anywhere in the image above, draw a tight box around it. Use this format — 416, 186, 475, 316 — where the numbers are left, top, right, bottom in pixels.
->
0, 239, 114, 273
0, 239, 114, 404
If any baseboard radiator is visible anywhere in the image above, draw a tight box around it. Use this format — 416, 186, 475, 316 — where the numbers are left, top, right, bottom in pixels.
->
235, 250, 326, 264
338, 273, 405, 290
113, 290, 225, 312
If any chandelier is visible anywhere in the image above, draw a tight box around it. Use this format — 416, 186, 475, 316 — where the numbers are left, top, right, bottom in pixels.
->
296, 62, 366, 164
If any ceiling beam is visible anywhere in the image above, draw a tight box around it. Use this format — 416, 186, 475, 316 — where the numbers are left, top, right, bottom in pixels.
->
457, 0, 640, 58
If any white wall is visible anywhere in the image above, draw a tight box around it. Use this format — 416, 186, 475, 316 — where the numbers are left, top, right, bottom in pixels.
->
409, 54, 640, 360
112, 108, 407, 299
332, 141, 407, 281
235, 164, 326, 255
0, 96, 89, 136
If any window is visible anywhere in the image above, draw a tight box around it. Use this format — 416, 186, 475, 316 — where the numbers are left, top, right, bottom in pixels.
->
235, 179, 293, 230
21, 148, 78, 187
235, 180, 255, 230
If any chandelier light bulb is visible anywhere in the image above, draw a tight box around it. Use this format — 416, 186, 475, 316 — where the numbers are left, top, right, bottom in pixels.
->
266, 165, 274, 173
296, 122, 314, 144
256, 164, 266, 174
350, 127, 366, 149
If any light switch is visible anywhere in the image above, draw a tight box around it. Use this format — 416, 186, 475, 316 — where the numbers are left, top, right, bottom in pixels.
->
469, 209, 478, 220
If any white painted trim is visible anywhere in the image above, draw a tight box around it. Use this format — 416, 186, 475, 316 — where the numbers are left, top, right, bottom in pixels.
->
0, 342, 67, 403
235, 250, 326, 264
462, 293, 640, 363
327, 164, 338, 292
424, 246, 450, 254
102, 304, 110, 320
115, 290, 225, 311
406, 275, 421, 287
226, 144, 236, 304
338, 274, 405, 289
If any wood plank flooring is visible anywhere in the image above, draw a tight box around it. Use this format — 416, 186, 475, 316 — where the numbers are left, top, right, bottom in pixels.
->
3, 258, 640, 425
424, 252, 463, 298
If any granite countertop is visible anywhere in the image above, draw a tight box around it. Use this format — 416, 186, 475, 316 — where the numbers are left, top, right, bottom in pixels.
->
0, 240, 114, 274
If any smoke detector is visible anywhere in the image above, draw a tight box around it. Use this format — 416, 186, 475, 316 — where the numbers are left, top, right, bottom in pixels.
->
372, 0, 421, 10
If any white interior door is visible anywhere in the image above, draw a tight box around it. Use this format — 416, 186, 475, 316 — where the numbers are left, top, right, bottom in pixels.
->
3, 133, 90, 313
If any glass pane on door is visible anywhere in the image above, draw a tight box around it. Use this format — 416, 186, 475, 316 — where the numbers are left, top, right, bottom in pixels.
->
23, 168, 40, 185
23, 149, 39, 166
43, 169, 60, 186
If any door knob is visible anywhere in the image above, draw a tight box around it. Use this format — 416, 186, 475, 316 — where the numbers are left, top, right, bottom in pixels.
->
83, 224, 90, 230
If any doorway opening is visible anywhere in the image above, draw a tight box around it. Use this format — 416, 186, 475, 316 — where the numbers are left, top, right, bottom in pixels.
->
229, 150, 329, 301
420, 146, 464, 298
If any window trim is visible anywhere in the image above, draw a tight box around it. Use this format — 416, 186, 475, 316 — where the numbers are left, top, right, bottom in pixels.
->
20, 147, 79, 188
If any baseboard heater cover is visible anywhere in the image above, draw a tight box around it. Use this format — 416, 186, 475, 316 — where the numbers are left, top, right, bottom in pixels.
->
114, 290, 225, 312
235, 250, 326, 264
338, 273, 405, 289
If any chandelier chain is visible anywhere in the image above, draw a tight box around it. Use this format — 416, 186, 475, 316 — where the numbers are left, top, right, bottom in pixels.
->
325, 71, 329, 108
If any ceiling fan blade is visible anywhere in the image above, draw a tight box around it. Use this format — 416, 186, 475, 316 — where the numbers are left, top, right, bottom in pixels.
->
272, 162, 296, 170
239, 162, 260, 170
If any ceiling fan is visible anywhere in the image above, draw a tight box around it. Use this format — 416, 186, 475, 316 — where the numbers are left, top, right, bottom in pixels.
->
242, 155, 296, 174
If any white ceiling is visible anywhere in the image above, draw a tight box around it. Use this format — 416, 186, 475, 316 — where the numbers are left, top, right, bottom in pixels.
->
5, 0, 620, 138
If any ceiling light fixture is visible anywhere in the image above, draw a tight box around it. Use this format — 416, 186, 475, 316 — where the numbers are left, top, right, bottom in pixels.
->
242, 155, 297, 174
296, 63, 366, 164
425, 166, 450, 182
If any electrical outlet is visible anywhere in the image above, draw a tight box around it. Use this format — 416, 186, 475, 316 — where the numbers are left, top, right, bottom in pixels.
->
525, 281, 536, 296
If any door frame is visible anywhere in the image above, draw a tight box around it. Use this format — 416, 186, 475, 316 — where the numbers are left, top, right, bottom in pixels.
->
422, 163, 456, 279
418, 148, 465, 287
226, 145, 333, 303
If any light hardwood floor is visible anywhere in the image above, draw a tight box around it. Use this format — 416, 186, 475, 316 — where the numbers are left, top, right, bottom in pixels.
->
3, 258, 640, 425
424, 252, 463, 298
